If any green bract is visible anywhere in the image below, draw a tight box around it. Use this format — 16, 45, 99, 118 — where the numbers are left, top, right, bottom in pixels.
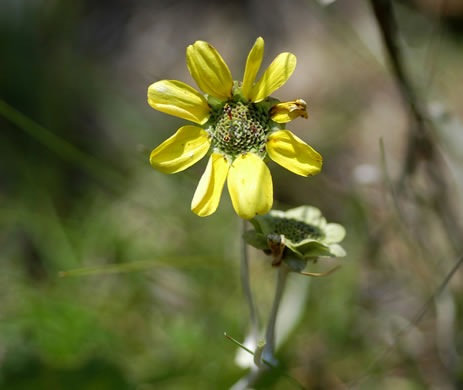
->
244, 206, 346, 272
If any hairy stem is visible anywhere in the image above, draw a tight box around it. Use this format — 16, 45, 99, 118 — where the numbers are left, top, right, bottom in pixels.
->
240, 219, 259, 340
263, 264, 290, 364
231, 263, 293, 390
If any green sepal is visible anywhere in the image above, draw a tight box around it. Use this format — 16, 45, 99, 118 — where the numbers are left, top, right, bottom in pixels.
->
284, 256, 308, 273
299, 241, 345, 258
255, 97, 279, 114
248, 217, 263, 234
243, 230, 269, 250
251, 214, 274, 237
207, 94, 225, 111
324, 223, 346, 244
325, 244, 346, 257
283, 206, 325, 226
231, 82, 248, 104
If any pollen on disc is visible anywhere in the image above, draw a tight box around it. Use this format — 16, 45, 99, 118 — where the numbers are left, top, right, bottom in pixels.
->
211, 102, 269, 158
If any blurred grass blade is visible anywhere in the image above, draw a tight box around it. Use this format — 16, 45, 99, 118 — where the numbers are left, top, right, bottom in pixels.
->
59, 256, 221, 277
299, 264, 341, 277
224, 333, 256, 356
0, 99, 125, 189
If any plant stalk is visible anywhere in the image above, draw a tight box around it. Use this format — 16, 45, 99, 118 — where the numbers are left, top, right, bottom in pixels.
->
263, 263, 290, 365
240, 219, 259, 341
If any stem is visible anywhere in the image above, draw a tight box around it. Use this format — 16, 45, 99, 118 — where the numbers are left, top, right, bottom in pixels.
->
263, 264, 290, 364
231, 263, 292, 390
240, 218, 259, 340
233, 221, 296, 389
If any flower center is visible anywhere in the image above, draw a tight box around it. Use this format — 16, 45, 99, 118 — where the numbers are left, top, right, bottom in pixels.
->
210, 102, 270, 159
271, 217, 324, 242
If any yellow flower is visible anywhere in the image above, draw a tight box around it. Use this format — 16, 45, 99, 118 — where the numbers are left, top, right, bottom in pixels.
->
148, 37, 322, 220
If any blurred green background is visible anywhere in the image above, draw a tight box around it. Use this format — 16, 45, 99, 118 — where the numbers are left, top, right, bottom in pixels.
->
1, 0, 463, 389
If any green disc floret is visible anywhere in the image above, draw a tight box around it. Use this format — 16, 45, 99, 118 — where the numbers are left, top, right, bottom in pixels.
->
209, 101, 270, 159
271, 217, 324, 242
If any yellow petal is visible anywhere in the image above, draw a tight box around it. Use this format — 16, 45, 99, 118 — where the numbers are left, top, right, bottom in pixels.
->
191, 153, 229, 217
241, 37, 264, 101
148, 80, 210, 124
267, 130, 322, 177
250, 53, 296, 103
186, 41, 233, 100
270, 99, 308, 123
228, 153, 273, 220
150, 126, 210, 174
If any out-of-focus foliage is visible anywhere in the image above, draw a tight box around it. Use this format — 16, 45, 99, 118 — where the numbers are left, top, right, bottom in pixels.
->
1, 0, 463, 389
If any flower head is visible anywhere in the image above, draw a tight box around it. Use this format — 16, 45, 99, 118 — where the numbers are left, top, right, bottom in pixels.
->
148, 37, 322, 219
244, 206, 346, 274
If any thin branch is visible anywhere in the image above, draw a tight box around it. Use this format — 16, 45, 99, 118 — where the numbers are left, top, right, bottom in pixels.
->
349, 255, 463, 388
369, 0, 462, 253
369, 0, 433, 181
